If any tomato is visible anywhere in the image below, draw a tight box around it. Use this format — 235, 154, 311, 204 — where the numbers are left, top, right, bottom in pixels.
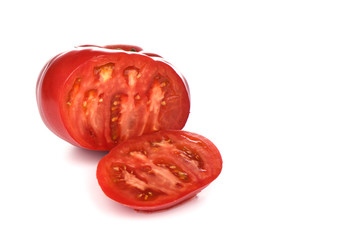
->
96, 130, 222, 211
36, 45, 190, 151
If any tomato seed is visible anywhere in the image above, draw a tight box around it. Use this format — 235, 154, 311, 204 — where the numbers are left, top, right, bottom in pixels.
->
137, 190, 156, 201
177, 171, 189, 181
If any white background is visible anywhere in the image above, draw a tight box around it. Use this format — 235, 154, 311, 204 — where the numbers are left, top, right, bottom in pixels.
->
1, 0, 358, 239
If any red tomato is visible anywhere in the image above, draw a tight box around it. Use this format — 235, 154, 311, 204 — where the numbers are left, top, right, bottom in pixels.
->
36, 45, 190, 151
96, 130, 222, 211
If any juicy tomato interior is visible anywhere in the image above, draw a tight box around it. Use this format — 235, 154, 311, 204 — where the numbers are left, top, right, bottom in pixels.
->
61, 53, 190, 150
96, 130, 222, 211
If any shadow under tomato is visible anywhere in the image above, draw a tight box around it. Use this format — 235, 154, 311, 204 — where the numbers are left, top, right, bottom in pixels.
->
96, 192, 202, 218
66, 146, 108, 166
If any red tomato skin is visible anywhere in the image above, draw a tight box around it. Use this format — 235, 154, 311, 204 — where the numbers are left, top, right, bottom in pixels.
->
36, 45, 190, 150
96, 130, 222, 211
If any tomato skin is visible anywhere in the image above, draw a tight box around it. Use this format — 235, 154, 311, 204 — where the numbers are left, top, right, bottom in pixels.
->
36, 45, 190, 150
77, 44, 144, 52
96, 130, 222, 211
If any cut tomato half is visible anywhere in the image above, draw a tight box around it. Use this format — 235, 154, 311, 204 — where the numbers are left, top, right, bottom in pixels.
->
36, 45, 190, 150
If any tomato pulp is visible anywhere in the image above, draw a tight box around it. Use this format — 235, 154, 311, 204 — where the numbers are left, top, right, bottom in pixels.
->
96, 130, 222, 211
36, 45, 190, 151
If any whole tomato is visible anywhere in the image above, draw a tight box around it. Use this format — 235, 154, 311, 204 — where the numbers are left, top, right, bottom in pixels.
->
36, 45, 190, 151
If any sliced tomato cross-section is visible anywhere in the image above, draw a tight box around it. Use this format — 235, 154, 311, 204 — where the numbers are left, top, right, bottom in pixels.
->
96, 130, 222, 211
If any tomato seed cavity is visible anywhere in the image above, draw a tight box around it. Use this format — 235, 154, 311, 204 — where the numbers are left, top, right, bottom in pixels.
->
94, 63, 114, 82
110, 94, 122, 142
178, 146, 205, 170
66, 78, 81, 106
155, 162, 190, 182
123, 66, 140, 87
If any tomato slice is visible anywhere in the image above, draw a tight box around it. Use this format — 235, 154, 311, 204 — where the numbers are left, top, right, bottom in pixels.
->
96, 130, 222, 211
58, 50, 190, 150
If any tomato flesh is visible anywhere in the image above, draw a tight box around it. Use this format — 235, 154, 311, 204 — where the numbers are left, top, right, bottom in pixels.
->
96, 130, 222, 211
60, 51, 190, 150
